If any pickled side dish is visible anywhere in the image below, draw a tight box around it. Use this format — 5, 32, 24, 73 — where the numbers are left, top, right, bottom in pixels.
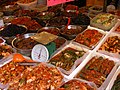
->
76, 56, 115, 87
49, 47, 85, 71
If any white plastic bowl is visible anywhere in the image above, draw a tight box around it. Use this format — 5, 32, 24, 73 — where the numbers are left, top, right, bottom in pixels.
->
17, 0, 37, 10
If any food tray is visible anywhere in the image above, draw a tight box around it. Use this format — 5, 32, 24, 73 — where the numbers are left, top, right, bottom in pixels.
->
98, 32, 120, 59
48, 42, 89, 75
0, 44, 16, 61
111, 20, 120, 34
90, 13, 118, 31
0, 54, 32, 89
106, 65, 120, 90
58, 78, 97, 90
69, 52, 119, 90
7, 62, 64, 90
73, 26, 105, 50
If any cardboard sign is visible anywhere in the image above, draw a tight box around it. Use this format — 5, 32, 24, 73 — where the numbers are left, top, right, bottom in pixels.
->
47, 0, 74, 6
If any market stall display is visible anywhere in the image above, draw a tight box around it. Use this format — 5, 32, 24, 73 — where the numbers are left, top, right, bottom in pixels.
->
0, 1, 120, 89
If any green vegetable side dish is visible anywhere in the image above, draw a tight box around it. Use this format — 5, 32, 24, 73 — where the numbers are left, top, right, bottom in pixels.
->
49, 47, 85, 71
94, 14, 115, 27
111, 73, 120, 90
91, 13, 117, 31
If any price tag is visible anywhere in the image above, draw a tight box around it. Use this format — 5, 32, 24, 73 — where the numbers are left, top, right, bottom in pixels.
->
47, 0, 74, 6
0, 19, 4, 28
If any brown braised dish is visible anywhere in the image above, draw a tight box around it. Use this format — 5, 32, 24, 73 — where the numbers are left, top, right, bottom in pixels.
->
76, 56, 115, 87
14, 37, 38, 50
99, 36, 120, 54
0, 61, 31, 84
0, 44, 14, 59
8, 63, 63, 90
74, 29, 103, 49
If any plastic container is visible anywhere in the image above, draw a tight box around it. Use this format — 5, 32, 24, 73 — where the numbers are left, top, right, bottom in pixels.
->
7, 62, 64, 90
17, 0, 37, 10
90, 13, 118, 31
89, 5, 103, 14
58, 78, 97, 90
106, 65, 120, 90
0, 37, 5, 45
48, 42, 89, 75
0, 44, 16, 61
72, 52, 119, 90
73, 26, 105, 50
98, 32, 120, 59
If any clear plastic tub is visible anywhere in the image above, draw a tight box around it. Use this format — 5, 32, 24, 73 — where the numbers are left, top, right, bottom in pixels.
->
69, 52, 119, 90
57, 78, 97, 90
73, 26, 105, 50
48, 42, 90, 75
90, 13, 118, 31
106, 65, 120, 90
98, 32, 120, 59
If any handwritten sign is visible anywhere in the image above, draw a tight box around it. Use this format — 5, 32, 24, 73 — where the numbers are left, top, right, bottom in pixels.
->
47, 0, 74, 6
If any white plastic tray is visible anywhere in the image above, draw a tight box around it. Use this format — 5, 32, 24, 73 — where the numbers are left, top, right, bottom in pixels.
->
106, 65, 120, 90
68, 52, 120, 90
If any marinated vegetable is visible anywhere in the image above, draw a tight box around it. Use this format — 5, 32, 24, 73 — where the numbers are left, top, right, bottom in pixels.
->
74, 29, 103, 49
111, 73, 120, 90
90, 13, 117, 31
99, 36, 120, 54
8, 63, 63, 90
76, 56, 115, 87
49, 47, 85, 71
57, 79, 96, 90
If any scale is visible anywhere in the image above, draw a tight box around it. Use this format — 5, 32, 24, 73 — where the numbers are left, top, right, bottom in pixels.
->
31, 44, 49, 62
